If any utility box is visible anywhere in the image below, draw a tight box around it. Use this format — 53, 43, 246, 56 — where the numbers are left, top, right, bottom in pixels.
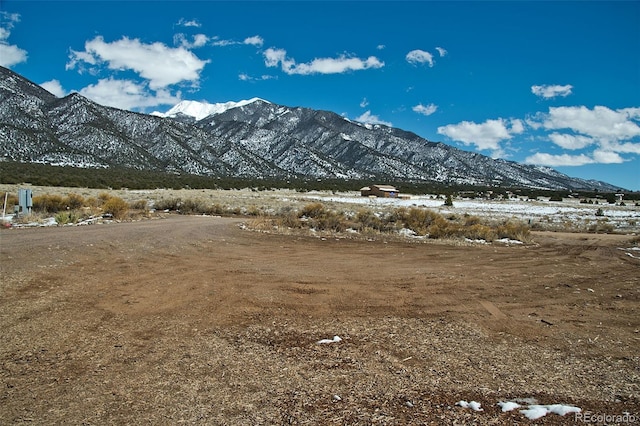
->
16, 189, 33, 216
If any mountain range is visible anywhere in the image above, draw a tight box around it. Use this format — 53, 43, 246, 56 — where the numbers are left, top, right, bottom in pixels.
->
0, 66, 623, 191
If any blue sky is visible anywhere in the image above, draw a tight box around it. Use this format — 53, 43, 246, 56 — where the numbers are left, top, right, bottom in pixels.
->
2, 1, 639, 190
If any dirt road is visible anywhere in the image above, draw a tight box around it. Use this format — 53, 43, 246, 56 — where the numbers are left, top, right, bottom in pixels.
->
1, 216, 638, 424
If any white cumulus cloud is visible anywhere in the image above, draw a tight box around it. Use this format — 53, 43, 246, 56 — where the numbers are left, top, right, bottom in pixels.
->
243, 35, 264, 47
412, 103, 438, 116
177, 18, 201, 28
548, 132, 595, 150
525, 105, 639, 167
67, 36, 209, 89
542, 105, 640, 141
264, 48, 384, 75
592, 150, 625, 163
174, 33, 209, 49
437, 118, 523, 157
406, 49, 434, 67
0, 11, 27, 67
40, 80, 67, 97
524, 151, 624, 166
354, 111, 392, 127
524, 152, 593, 166
77, 78, 180, 110
436, 47, 447, 57
531, 84, 573, 99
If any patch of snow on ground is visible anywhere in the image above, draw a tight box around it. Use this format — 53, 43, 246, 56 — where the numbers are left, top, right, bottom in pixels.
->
520, 405, 549, 420
299, 192, 639, 232
456, 400, 483, 411
495, 238, 524, 245
619, 247, 640, 259
520, 404, 581, 419
317, 335, 342, 344
498, 401, 521, 412
459, 398, 581, 420
398, 228, 418, 237
10, 217, 58, 227
465, 238, 488, 244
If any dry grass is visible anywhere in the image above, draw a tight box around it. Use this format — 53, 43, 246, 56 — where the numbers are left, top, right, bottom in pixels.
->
2, 185, 535, 242
4, 184, 635, 240
248, 202, 532, 243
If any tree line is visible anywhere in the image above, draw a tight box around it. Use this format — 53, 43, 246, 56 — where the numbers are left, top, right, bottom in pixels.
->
1, 161, 637, 201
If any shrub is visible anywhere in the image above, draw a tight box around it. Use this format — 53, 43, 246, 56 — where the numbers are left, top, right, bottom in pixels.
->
247, 205, 263, 216
300, 202, 326, 219
444, 194, 454, 206
314, 210, 347, 232
153, 198, 182, 211
298, 203, 347, 231
64, 193, 85, 210
496, 220, 531, 242
129, 199, 148, 210
426, 215, 457, 239
55, 211, 80, 225
463, 223, 497, 241
102, 196, 129, 219
179, 198, 207, 214
354, 209, 384, 231
464, 215, 482, 226
33, 194, 65, 213
394, 207, 441, 236
588, 221, 614, 233
97, 192, 112, 205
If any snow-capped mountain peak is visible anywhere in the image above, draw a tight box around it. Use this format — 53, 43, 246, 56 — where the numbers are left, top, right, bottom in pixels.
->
152, 98, 268, 121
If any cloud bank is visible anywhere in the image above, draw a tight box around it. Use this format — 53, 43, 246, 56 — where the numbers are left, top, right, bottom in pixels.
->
65, 35, 212, 110
67, 36, 209, 89
524, 105, 640, 166
439, 103, 639, 167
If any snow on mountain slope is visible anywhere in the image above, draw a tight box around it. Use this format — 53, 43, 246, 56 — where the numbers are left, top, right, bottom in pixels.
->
0, 65, 625, 191
152, 98, 268, 121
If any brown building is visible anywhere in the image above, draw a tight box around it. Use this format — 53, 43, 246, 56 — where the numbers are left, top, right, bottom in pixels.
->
360, 184, 399, 198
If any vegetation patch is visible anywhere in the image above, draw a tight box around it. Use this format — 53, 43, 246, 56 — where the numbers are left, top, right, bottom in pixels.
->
251, 202, 531, 243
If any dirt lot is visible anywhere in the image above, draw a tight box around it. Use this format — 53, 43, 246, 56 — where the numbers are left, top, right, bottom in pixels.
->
1, 215, 639, 424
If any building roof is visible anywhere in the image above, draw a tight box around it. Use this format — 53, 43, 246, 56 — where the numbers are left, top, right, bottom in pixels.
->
372, 185, 398, 191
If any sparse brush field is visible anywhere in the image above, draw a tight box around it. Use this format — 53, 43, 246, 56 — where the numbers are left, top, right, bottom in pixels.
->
2, 184, 638, 240
1, 184, 639, 424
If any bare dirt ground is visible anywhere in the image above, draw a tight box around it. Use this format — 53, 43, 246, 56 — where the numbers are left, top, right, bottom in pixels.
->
1, 215, 639, 424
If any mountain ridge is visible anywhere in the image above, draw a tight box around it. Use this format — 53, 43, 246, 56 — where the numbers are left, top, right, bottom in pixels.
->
0, 66, 625, 191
